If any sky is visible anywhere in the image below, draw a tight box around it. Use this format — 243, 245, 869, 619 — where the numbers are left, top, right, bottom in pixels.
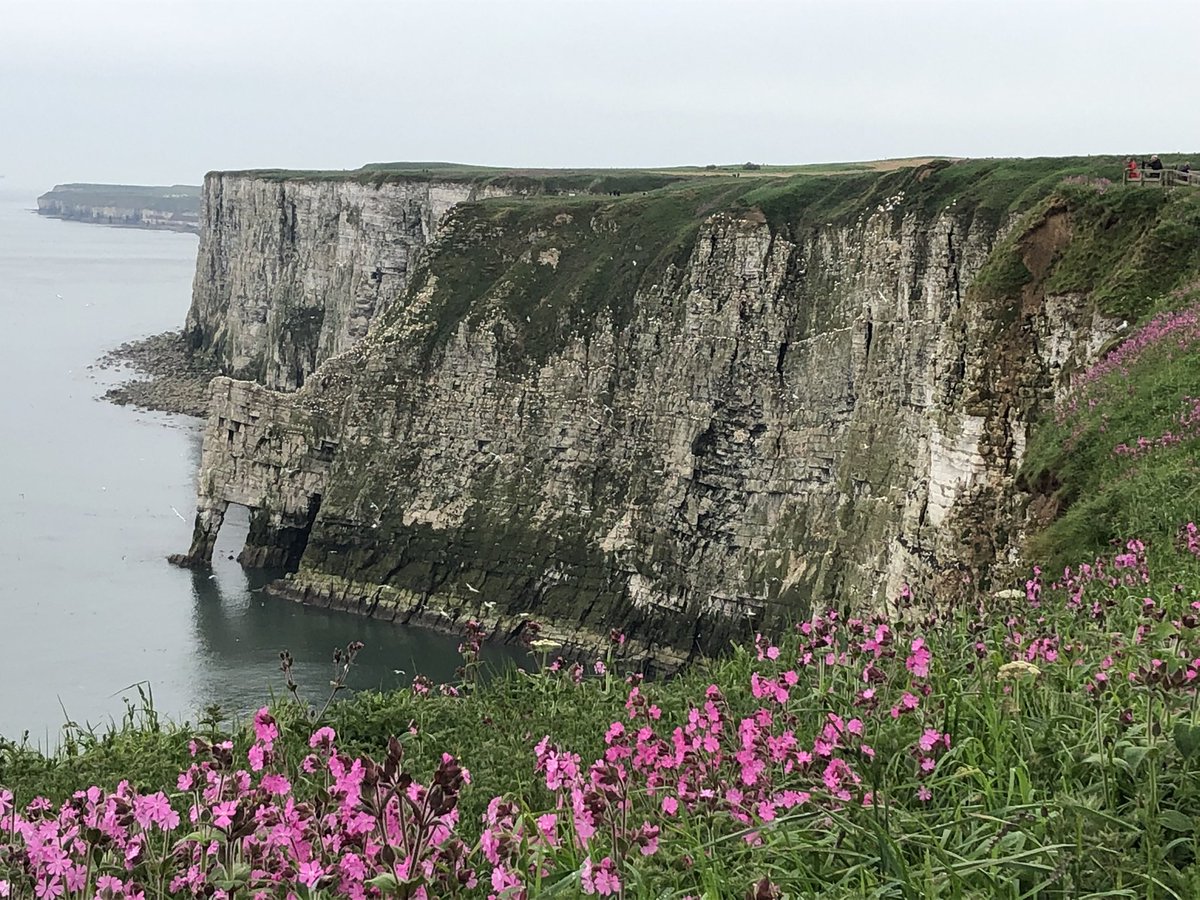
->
3, 0, 1199, 191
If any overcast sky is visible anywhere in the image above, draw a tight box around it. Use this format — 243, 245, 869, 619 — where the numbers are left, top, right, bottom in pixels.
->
3, 0, 1199, 191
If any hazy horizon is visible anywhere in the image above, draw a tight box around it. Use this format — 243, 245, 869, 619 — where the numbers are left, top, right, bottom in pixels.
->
4, 0, 1200, 192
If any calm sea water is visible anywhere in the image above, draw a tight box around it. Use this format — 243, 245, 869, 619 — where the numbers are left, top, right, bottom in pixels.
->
0, 192, 508, 744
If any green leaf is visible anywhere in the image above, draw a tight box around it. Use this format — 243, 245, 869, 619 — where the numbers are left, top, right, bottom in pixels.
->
366, 873, 399, 892
1160, 809, 1194, 833
1174, 722, 1200, 760
1122, 743, 1158, 774
995, 831, 1028, 856
1149, 620, 1181, 643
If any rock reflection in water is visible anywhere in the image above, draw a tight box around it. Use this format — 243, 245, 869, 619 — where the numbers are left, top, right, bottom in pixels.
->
182, 503, 526, 718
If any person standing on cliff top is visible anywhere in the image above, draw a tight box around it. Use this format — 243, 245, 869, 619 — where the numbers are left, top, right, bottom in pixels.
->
1147, 155, 1164, 179
1126, 158, 1140, 180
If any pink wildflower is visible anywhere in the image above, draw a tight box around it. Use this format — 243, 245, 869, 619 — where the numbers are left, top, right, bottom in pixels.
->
297, 860, 324, 890
308, 726, 336, 749
252, 707, 279, 745
906, 637, 932, 678
581, 857, 621, 896
261, 774, 292, 795
212, 800, 238, 829
247, 743, 266, 772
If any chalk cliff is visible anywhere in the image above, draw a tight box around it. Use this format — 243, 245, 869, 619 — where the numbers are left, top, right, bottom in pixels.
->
183, 176, 517, 390
175, 160, 1174, 664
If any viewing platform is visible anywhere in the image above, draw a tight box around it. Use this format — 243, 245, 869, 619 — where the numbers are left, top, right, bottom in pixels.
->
1122, 167, 1198, 187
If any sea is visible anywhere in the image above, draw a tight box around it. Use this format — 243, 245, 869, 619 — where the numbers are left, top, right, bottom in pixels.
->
0, 190, 505, 745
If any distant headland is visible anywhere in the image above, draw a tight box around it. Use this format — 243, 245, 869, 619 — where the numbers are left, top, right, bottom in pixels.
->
36, 183, 201, 233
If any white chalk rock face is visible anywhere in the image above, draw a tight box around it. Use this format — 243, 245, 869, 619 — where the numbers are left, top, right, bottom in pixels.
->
185, 175, 515, 390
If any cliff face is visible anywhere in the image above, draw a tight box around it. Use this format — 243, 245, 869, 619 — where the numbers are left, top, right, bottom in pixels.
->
184, 175, 527, 391
176, 162, 1147, 664
37, 184, 201, 233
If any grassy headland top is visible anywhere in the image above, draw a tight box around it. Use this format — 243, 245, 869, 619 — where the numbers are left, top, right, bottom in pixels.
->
37, 183, 202, 213
212, 154, 1197, 218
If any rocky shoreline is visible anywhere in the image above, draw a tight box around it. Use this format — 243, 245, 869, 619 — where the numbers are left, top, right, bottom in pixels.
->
38, 212, 201, 235
97, 331, 218, 417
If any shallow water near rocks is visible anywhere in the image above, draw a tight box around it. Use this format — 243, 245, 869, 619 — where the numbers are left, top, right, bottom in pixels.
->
0, 193, 516, 744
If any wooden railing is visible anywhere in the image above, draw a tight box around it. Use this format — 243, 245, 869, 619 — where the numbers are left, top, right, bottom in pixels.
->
1122, 167, 1198, 187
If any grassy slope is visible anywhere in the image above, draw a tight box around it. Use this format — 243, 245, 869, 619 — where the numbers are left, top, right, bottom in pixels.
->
9, 543, 1200, 896
1003, 178, 1200, 572
1020, 290, 1200, 572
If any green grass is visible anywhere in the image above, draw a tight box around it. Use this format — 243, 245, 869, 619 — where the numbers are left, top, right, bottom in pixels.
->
1047, 183, 1200, 319
10, 544, 1200, 897
215, 162, 693, 194
384, 179, 755, 369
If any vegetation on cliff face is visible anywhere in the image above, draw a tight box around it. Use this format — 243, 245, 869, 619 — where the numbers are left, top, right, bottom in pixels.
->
405, 157, 1200, 368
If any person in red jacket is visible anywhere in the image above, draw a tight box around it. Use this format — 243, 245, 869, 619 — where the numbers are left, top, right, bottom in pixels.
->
1125, 158, 1140, 181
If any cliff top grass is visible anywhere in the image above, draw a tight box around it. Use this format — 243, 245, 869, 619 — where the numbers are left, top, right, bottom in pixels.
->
216, 152, 1194, 193
213, 155, 945, 194
42, 183, 201, 194
216, 162, 695, 194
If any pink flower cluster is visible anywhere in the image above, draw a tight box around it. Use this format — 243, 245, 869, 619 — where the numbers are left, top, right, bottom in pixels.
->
456, 608, 957, 897
1050, 538, 1150, 615
0, 714, 474, 900
1182, 522, 1200, 558
1112, 396, 1200, 458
